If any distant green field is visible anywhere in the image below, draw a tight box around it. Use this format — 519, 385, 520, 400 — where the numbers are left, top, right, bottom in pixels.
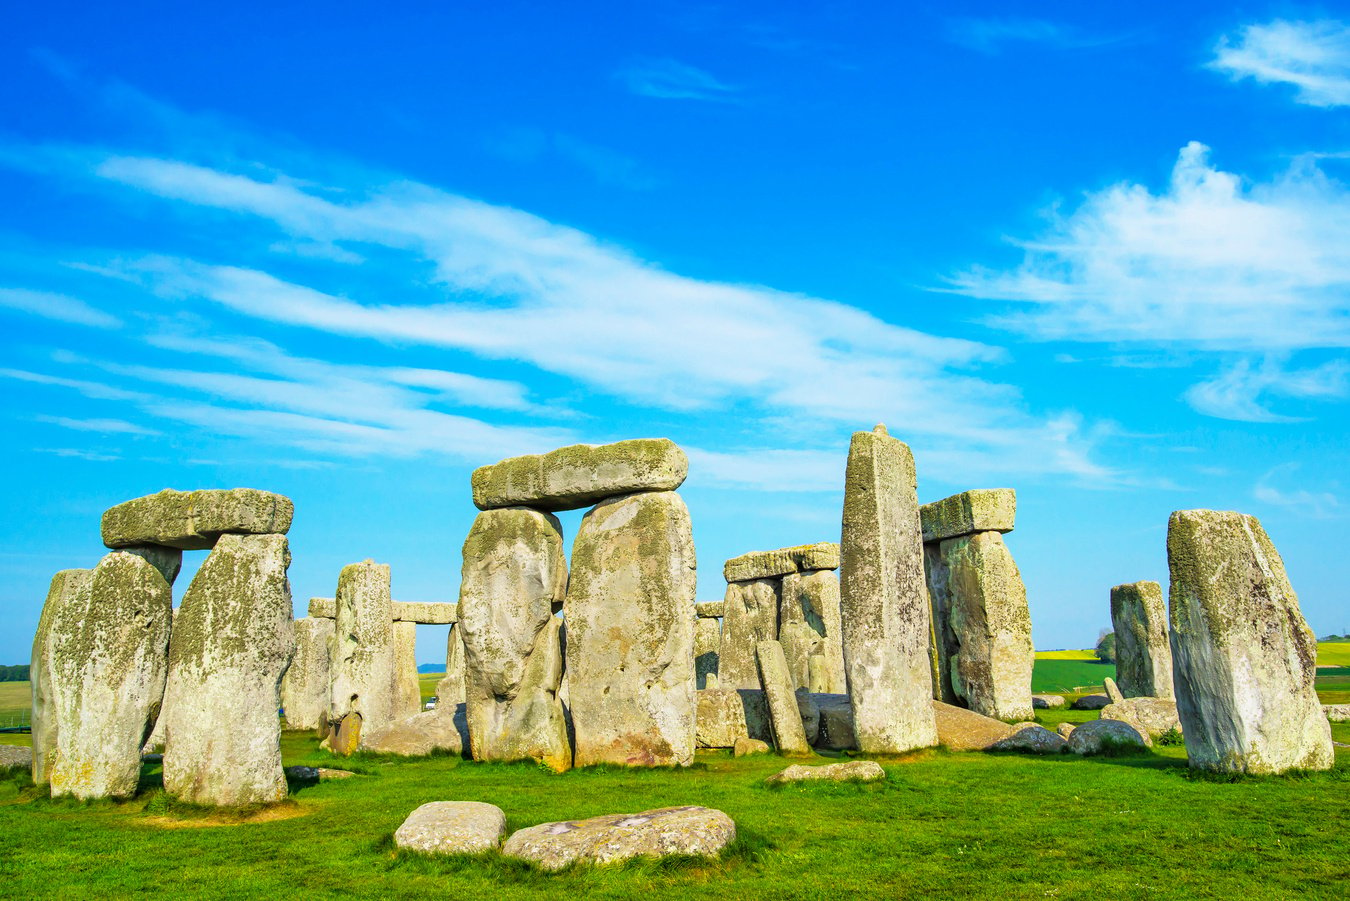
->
0, 682, 30, 726
1030, 659, 1114, 694
1034, 649, 1098, 661
1318, 642, 1350, 666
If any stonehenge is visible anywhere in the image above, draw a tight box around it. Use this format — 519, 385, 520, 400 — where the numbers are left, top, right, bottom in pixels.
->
281, 617, 334, 731
1109, 580, 1174, 699
327, 560, 397, 753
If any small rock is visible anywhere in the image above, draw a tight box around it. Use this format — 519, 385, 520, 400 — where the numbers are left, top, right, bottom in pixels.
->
141, 752, 163, 763
765, 760, 885, 784
395, 801, 506, 855
0, 745, 33, 770
990, 724, 1067, 754
1066, 719, 1149, 755
1071, 694, 1110, 710
1056, 722, 1076, 739
1324, 704, 1350, 723
1101, 697, 1181, 740
501, 806, 735, 870
1032, 695, 1065, 709
1103, 677, 1125, 705
733, 736, 771, 757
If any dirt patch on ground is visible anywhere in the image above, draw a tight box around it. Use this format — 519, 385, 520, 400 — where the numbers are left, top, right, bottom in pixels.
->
138, 802, 308, 829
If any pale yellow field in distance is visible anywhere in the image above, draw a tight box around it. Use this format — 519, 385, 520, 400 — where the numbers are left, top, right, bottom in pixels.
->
1035, 643, 1350, 665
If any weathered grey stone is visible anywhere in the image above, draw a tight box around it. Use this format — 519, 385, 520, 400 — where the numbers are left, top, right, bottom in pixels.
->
937, 532, 1034, 721
30, 569, 91, 785
162, 534, 293, 806
931, 700, 1016, 751
284, 765, 355, 782
812, 693, 857, 750
779, 570, 846, 694
722, 542, 840, 583
393, 601, 458, 624
395, 801, 506, 855
839, 425, 938, 753
1066, 719, 1148, 755
920, 489, 1016, 543
121, 545, 183, 586
734, 736, 771, 756
695, 601, 725, 618
718, 578, 779, 690
0, 745, 33, 771
472, 438, 688, 512
1110, 581, 1174, 700
756, 641, 811, 756
1032, 694, 1066, 709
566, 491, 696, 767
436, 624, 466, 708
46, 554, 171, 800
141, 607, 175, 754
391, 621, 422, 724
281, 617, 334, 731
1104, 677, 1125, 705
1168, 509, 1332, 774
765, 760, 884, 784
327, 560, 395, 752
695, 688, 771, 748
459, 507, 571, 771
361, 709, 464, 757
101, 488, 293, 550
1101, 697, 1181, 741
308, 596, 336, 618
991, 723, 1068, 754
502, 806, 735, 870
1325, 704, 1350, 723
694, 616, 721, 690
1056, 722, 1076, 739
1071, 694, 1110, 710
924, 543, 959, 704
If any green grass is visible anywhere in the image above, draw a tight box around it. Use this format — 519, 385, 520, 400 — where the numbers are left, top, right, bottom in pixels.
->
1030, 659, 1115, 694
1, 726, 1347, 899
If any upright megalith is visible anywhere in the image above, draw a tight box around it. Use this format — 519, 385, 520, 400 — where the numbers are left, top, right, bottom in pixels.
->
756, 641, 811, 756
163, 534, 295, 806
472, 438, 688, 512
694, 615, 721, 689
282, 617, 335, 732
779, 570, 846, 694
458, 507, 571, 771
718, 579, 779, 689
47, 554, 172, 799
839, 425, 938, 754
30, 569, 92, 785
328, 560, 395, 753
1110, 581, 1173, 699
101, 488, 293, 550
437, 624, 467, 707
566, 491, 697, 767
1167, 510, 1332, 774
391, 621, 422, 723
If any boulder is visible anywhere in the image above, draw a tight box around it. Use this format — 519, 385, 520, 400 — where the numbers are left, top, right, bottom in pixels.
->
565, 491, 696, 767
502, 806, 735, 870
723, 542, 839, 582
101, 488, 293, 550
756, 641, 811, 756
733, 736, 771, 757
30, 569, 92, 785
920, 489, 1016, 543
391, 621, 423, 723
284, 765, 355, 782
328, 560, 396, 749
766, 760, 885, 784
695, 688, 771, 748
779, 570, 846, 693
718, 578, 779, 690
361, 709, 464, 757
813, 693, 858, 750
1056, 722, 1076, 739
1110, 580, 1174, 699
931, 700, 1016, 751
1032, 694, 1066, 709
472, 438, 688, 512
162, 534, 294, 806
839, 425, 938, 754
1071, 695, 1110, 710
48, 552, 172, 800
1168, 509, 1333, 774
1324, 704, 1350, 723
281, 617, 334, 732
436, 625, 467, 707
1066, 719, 1149, 755
694, 616, 721, 690
395, 801, 507, 855
0, 745, 33, 771
991, 723, 1067, 754
1101, 697, 1181, 741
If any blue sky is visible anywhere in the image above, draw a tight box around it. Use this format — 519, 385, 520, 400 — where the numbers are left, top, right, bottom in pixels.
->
2, 2, 1348, 664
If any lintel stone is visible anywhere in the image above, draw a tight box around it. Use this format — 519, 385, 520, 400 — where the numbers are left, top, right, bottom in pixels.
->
102, 488, 293, 550
920, 489, 1015, 543
723, 542, 839, 583
471, 438, 687, 512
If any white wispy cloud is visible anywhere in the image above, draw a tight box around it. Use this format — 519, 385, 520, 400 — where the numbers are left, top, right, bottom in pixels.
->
1254, 463, 1341, 518
0, 287, 120, 328
617, 58, 738, 102
35, 415, 160, 435
1210, 19, 1350, 107
1184, 357, 1349, 422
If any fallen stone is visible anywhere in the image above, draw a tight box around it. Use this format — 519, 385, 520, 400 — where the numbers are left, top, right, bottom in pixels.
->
931, 700, 1016, 751
1101, 697, 1181, 741
362, 709, 464, 757
162, 535, 293, 806
565, 491, 696, 767
1066, 719, 1149, 755
695, 601, 725, 618
1104, 677, 1125, 705
392, 601, 459, 624
765, 760, 885, 784
1110, 580, 1174, 699
718, 578, 779, 690
502, 806, 735, 870
395, 801, 507, 855
734, 736, 771, 757
1056, 722, 1076, 739
1071, 695, 1110, 710
756, 641, 812, 756
839, 425, 938, 754
1032, 694, 1066, 709
472, 438, 688, 512
328, 560, 396, 750
920, 489, 1016, 543
812, 693, 858, 750
282, 617, 334, 732
991, 723, 1067, 754
695, 688, 771, 748
1325, 704, 1350, 723
694, 616, 721, 690
48, 552, 172, 800
779, 570, 846, 694
101, 488, 293, 550
722, 542, 840, 583
30, 568, 91, 785
0, 745, 33, 770
284, 765, 356, 782
1168, 509, 1332, 774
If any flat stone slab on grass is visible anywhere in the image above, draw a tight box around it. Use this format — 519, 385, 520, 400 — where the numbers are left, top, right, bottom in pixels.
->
395, 801, 506, 855
991, 724, 1067, 754
102, 488, 293, 550
472, 438, 688, 512
723, 542, 840, 582
932, 700, 1015, 751
765, 760, 885, 784
1032, 694, 1066, 709
284, 766, 357, 782
1066, 719, 1149, 755
0, 745, 33, 770
501, 806, 735, 870
920, 489, 1015, 543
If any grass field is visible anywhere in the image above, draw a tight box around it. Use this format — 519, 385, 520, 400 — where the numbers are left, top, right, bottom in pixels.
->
1317, 643, 1350, 666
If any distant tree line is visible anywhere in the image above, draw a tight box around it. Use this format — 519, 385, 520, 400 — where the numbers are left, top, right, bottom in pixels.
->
1095, 631, 1116, 664
0, 664, 30, 682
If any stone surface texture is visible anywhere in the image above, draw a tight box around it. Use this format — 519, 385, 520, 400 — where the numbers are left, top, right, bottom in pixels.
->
924, 543, 959, 704
565, 491, 696, 767
991, 724, 1068, 754
30, 569, 91, 784
1066, 719, 1148, 755
694, 601, 725, 618
502, 807, 735, 870
1100, 697, 1181, 741
931, 700, 1015, 751
436, 625, 467, 708
694, 616, 721, 690
718, 578, 779, 690
0, 745, 33, 770
472, 438, 688, 512
695, 688, 771, 748
394, 801, 506, 855
281, 616, 334, 732
361, 709, 464, 756
1324, 704, 1350, 723
328, 560, 395, 751
733, 736, 771, 756
391, 621, 423, 724
48, 553, 172, 800
459, 507, 571, 771
162, 534, 294, 806
1071, 695, 1110, 710
779, 570, 846, 694
812, 693, 858, 750
766, 760, 885, 784
1032, 694, 1066, 709
755, 641, 812, 756
722, 542, 840, 583
1167, 509, 1333, 774
839, 426, 938, 754
392, 601, 459, 624
920, 489, 1016, 543
121, 545, 183, 586
101, 488, 293, 550
1110, 580, 1174, 699
308, 596, 336, 618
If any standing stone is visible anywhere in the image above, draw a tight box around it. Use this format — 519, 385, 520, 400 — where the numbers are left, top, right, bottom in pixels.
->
328, 560, 395, 752
121, 545, 183, 586
756, 641, 812, 756
924, 544, 959, 703
566, 491, 696, 767
30, 569, 92, 785
718, 579, 779, 690
458, 507, 571, 771
839, 425, 938, 753
938, 532, 1034, 721
1167, 510, 1332, 774
779, 570, 846, 693
1110, 580, 1174, 699
281, 617, 334, 731
694, 616, 721, 690
436, 624, 467, 708
391, 621, 422, 722
48, 554, 171, 799
162, 534, 294, 806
